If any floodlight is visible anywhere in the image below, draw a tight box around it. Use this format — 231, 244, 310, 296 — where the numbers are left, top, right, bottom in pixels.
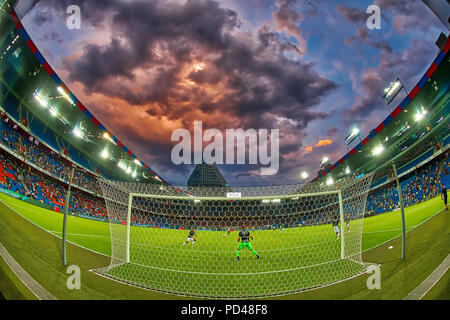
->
414, 108, 428, 122
34, 94, 48, 107
57, 86, 74, 104
414, 111, 424, 122
49, 107, 57, 117
372, 144, 384, 156
102, 131, 116, 144
300, 171, 309, 180
326, 177, 334, 186
384, 80, 401, 98
101, 149, 109, 159
73, 127, 83, 138
345, 167, 351, 174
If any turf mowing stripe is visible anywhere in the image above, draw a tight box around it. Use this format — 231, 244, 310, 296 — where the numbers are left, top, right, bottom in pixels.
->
403, 253, 450, 300
0, 194, 444, 257
49, 231, 110, 238
0, 192, 446, 299
0, 243, 56, 300
0, 199, 109, 258
364, 226, 415, 234
362, 207, 446, 253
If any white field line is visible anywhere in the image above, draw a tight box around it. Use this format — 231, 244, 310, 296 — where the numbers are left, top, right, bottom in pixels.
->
0, 198, 109, 258
1, 196, 445, 258
403, 254, 450, 300
49, 231, 109, 238
362, 207, 445, 253
2, 195, 446, 298
0, 242, 57, 300
123, 256, 352, 276
364, 226, 415, 234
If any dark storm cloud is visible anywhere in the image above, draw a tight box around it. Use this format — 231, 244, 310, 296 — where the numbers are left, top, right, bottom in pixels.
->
374, 0, 443, 34
336, 5, 367, 24
32, 10, 52, 25
273, 0, 306, 54
34, 0, 339, 184
37, 0, 338, 126
326, 127, 338, 136
369, 40, 392, 54
338, 0, 442, 34
341, 70, 383, 120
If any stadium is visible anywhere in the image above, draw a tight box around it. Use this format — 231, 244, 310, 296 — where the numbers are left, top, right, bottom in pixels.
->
0, 0, 448, 302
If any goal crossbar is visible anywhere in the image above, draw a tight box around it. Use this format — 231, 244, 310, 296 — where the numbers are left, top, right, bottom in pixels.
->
128, 189, 342, 201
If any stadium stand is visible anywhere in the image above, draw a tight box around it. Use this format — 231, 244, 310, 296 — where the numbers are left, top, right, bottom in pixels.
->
0, 103, 448, 224
0, 115, 100, 194
0, 149, 107, 219
367, 152, 449, 215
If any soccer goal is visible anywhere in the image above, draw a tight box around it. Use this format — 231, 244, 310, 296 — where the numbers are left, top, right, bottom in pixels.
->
93, 174, 374, 299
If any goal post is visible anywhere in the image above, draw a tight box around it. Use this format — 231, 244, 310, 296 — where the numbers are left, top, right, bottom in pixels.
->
126, 193, 133, 264
95, 173, 374, 299
123, 189, 348, 267
338, 190, 345, 260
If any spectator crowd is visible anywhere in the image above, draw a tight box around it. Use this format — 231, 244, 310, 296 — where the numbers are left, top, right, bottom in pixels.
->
0, 115, 448, 227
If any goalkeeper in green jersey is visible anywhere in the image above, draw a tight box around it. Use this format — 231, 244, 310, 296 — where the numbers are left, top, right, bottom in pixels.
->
236, 227, 260, 261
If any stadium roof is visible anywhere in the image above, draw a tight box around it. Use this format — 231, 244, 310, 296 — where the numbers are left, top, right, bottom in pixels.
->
314, 35, 450, 186
0, 1, 173, 186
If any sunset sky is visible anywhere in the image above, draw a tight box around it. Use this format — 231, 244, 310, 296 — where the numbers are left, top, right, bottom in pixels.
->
21, 0, 446, 186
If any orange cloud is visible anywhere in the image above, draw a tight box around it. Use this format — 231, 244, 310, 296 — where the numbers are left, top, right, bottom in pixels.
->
315, 139, 333, 147
305, 139, 333, 153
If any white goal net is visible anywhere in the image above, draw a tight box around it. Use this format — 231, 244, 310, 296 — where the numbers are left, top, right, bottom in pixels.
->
93, 173, 374, 299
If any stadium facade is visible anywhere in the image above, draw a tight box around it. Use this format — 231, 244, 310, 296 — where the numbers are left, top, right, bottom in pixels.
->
187, 162, 228, 188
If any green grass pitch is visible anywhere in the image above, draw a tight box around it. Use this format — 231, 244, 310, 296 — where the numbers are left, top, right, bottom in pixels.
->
0, 192, 448, 299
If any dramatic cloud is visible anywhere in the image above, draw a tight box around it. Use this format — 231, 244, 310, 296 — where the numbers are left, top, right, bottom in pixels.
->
24, 0, 443, 185
342, 70, 384, 120
338, 0, 443, 35
374, 0, 443, 34
342, 39, 437, 126
273, 0, 307, 55
30, 0, 338, 184
336, 5, 367, 24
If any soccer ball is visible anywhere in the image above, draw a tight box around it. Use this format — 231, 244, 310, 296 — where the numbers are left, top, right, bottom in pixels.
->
222, 234, 226, 237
